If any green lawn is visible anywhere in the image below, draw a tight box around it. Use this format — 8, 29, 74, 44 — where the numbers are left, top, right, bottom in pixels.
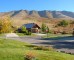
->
16, 33, 37, 36
0, 38, 74, 60
44, 33, 72, 38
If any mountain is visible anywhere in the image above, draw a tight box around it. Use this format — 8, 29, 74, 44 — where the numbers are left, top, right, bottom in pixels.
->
0, 10, 74, 20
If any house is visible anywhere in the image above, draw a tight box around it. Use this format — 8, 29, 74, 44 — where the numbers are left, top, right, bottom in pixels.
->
19, 23, 40, 33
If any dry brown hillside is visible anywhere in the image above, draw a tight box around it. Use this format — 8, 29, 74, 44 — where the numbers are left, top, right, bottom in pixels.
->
0, 10, 74, 33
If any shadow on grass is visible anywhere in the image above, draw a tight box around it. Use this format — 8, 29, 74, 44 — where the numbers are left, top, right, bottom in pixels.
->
25, 45, 37, 48
41, 36, 74, 40
34, 36, 74, 49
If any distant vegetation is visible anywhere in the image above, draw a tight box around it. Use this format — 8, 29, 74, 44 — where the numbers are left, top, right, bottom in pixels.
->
58, 20, 69, 27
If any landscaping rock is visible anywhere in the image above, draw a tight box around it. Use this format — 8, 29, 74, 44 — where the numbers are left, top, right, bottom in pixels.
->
5, 33, 19, 37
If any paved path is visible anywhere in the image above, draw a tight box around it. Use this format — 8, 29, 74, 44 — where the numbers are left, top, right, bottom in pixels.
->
7, 36, 74, 53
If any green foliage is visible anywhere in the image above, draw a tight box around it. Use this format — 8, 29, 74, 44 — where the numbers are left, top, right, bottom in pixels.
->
21, 26, 27, 33
41, 23, 46, 33
41, 23, 50, 33
26, 31, 32, 35
58, 20, 69, 27
21, 26, 31, 35
16, 33, 26, 36
0, 17, 13, 33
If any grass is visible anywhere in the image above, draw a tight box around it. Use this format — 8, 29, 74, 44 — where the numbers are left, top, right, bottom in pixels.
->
16, 33, 26, 36
16, 33, 37, 37
0, 38, 74, 60
44, 33, 72, 38
0, 34, 4, 36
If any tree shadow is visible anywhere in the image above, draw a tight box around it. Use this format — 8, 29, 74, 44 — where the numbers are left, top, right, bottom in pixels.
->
41, 36, 74, 40
33, 36, 74, 49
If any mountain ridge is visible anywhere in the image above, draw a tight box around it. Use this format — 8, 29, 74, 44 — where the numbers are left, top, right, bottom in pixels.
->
0, 10, 74, 20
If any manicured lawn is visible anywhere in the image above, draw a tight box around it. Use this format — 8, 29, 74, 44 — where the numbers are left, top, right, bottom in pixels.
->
0, 38, 74, 60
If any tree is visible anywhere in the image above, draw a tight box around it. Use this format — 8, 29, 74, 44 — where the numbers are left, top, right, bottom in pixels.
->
0, 16, 13, 33
58, 20, 69, 27
41, 23, 46, 33
21, 26, 31, 35
21, 26, 28, 33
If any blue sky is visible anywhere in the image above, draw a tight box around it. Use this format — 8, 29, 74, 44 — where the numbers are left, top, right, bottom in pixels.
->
0, 0, 74, 12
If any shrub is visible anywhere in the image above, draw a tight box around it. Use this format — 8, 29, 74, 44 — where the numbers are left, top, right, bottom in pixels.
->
26, 31, 32, 35
21, 26, 28, 33
24, 52, 38, 60
19, 26, 31, 35
58, 20, 69, 27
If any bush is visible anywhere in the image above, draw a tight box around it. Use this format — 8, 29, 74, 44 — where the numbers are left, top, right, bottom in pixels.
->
58, 20, 69, 27
26, 31, 32, 35
19, 26, 31, 35
21, 26, 27, 33
24, 52, 38, 60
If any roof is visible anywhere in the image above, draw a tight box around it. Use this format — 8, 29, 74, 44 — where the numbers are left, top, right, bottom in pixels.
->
23, 23, 40, 28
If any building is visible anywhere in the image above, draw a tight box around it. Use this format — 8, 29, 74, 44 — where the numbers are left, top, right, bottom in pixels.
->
20, 23, 41, 33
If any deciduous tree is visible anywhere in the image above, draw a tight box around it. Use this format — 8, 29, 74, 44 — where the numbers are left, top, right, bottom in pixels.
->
0, 16, 12, 33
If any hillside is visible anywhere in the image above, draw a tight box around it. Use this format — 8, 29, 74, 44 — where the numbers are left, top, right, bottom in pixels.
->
0, 10, 74, 33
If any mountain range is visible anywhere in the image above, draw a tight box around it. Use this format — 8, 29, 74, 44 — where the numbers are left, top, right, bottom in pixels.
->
0, 10, 74, 20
